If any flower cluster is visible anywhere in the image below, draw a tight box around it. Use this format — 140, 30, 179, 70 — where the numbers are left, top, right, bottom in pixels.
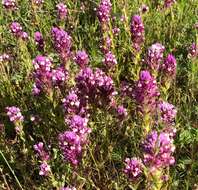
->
158, 101, 177, 126
147, 43, 165, 72
10, 22, 28, 40
34, 142, 51, 176
188, 42, 198, 58
97, 0, 112, 24
142, 130, 175, 172
34, 31, 44, 51
32, 0, 44, 6
51, 27, 72, 62
56, 3, 68, 20
130, 15, 145, 52
6, 106, 24, 133
124, 157, 143, 179
161, 54, 177, 79
102, 51, 117, 68
2, 0, 16, 10
62, 90, 81, 115
0, 53, 10, 62
164, 0, 176, 8
33, 142, 50, 161
39, 162, 51, 176
51, 66, 68, 86
76, 67, 116, 106
32, 55, 52, 94
116, 105, 128, 120
134, 70, 160, 114
74, 50, 89, 68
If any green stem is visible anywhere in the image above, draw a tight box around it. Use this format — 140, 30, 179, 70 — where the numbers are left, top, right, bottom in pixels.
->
0, 150, 24, 190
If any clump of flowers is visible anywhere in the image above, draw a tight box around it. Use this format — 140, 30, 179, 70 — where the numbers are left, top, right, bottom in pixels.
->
164, 0, 176, 8
10, 22, 28, 40
158, 101, 177, 126
6, 106, 24, 133
51, 66, 68, 86
62, 90, 81, 115
34, 142, 51, 176
58, 130, 83, 166
74, 50, 89, 68
56, 2, 68, 20
2, 0, 17, 10
0, 53, 10, 62
51, 27, 72, 62
147, 43, 165, 72
76, 67, 116, 106
188, 42, 198, 58
97, 0, 112, 24
161, 54, 177, 79
134, 70, 160, 115
39, 162, 51, 176
32, 55, 52, 95
102, 51, 117, 68
142, 130, 175, 171
32, 0, 44, 6
130, 15, 145, 52
34, 31, 44, 51
34, 142, 50, 161
124, 157, 143, 179
116, 105, 128, 120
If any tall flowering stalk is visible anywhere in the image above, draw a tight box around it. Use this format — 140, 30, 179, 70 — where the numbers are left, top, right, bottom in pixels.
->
51, 27, 72, 64
56, 2, 68, 20
34, 31, 44, 51
160, 53, 177, 94
130, 15, 145, 53
164, 0, 176, 8
142, 130, 175, 190
134, 70, 160, 134
146, 43, 165, 76
6, 106, 24, 134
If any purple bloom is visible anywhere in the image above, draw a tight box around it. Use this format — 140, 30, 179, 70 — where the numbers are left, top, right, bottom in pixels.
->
62, 90, 81, 114
33, 0, 44, 6
112, 27, 120, 36
34, 31, 44, 51
188, 43, 198, 58
2, 0, 16, 9
134, 70, 160, 114
130, 15, 145, 52
10, 22, 23, 37
32, 55, 52, 94
56, 2, 68, 20
142, 131, 175, 172
51, 27, 72, 62
100, 35, 112, 53
0, 53, 10, 62
58, 131, 82, 166
51, 66, 68, 86
6, 106, 24, 123
97, 0, 112, 24
116, 105, 128, 119
66, 115, 91, 139
102, 51, 117, 68
124, 157, 143, 179
161, 54, 177, 78
74, 51, 89, 68
158, 101, 177, 126
147, 43, 165, 72
164, 0, 176, 8
20, 31, 29, 40
39, 162, 51, 176
34, 142, 50, 161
